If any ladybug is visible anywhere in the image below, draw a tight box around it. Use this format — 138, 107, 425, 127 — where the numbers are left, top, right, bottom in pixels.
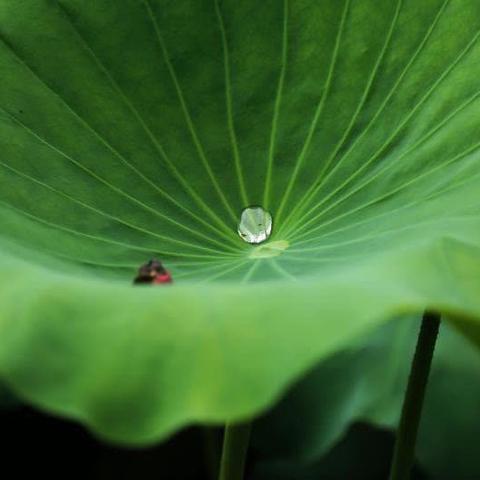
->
133, 259, 172, 285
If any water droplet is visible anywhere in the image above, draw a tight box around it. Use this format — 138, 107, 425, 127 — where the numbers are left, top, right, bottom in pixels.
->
238, 206, 272, 244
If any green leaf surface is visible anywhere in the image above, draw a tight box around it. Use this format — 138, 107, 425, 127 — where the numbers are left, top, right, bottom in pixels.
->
254, 321, 480, 480
1, 0, 480, 443
253, 318, 417, 465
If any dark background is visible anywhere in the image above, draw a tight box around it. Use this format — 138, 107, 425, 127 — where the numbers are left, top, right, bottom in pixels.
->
1, 404, 429, 480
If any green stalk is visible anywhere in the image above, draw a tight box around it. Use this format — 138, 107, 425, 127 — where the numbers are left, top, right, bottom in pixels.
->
204, 427, 221, 480
389, 311, 441, 480
218, 422, 252, 480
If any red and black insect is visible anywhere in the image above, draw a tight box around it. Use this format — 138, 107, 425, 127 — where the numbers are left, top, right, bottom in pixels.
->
133, 259, 172, 285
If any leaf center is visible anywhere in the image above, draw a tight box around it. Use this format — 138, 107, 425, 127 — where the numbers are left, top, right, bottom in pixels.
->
248, 240, 289, 258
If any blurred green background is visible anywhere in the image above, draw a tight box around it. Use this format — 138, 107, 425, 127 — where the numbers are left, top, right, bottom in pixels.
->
2, 317, 479, 479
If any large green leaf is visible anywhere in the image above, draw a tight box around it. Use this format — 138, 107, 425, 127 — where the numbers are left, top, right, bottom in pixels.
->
1, 0, 480, 444
253, 318, 416, 465
253, 320, 480, 479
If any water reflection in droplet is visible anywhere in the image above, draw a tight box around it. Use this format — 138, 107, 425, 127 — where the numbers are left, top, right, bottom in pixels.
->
238, 206, 272, 244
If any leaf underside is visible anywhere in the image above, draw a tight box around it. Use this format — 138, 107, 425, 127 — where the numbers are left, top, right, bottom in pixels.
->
0, 0, 480, 445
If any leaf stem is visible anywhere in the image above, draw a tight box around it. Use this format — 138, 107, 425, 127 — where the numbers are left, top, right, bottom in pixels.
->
204, 427, 221, 480
218, 422, 252, 480
389, 311, 441, 480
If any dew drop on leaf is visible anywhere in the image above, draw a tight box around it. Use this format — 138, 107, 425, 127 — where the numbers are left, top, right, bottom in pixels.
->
238, 206, 272, 244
